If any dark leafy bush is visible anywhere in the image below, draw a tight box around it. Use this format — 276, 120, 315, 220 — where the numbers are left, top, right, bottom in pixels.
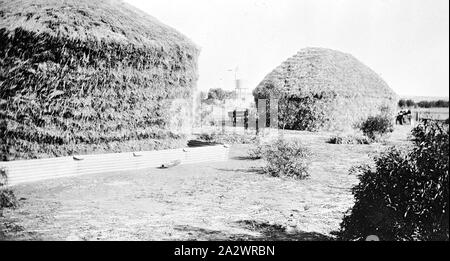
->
0, 167, 17, 213
0, 167, 8, 188
398, 99, 419, 108
247, 138, 265, 159
196, 132, 257, 145
255, 91, 337, 131
327, 133, 372, 145
195, 103, 214, 127
406, 99, 416, 107
398, 99, 406, 108
261, 138, 311, 179
206, 88, 236, 101
336, 121, 449, 241
357, 114, 394, 140
416, 100, 449, 108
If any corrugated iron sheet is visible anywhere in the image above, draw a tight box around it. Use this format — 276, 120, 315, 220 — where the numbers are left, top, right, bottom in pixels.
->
1, 145, 229, 186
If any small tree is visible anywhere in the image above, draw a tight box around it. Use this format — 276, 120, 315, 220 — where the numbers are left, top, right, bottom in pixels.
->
398, 99, 406, 108
406, 99, 416, 107
357, 114, 394, 141
435, 100, 449, 108
1, 167, 17, 214
336, 121, 449, 241
206, 88, 236, 101
198, 91, 207, 101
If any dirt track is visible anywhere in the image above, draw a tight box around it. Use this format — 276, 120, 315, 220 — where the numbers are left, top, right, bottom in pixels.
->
0, 126, 412, 241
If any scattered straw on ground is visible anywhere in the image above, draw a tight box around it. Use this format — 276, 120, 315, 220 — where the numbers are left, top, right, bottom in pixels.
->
0, 126, 412, 240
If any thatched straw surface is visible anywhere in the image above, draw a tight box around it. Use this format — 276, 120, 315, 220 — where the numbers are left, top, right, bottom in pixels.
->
253, 47, 397, 131
0, 0, 199, 160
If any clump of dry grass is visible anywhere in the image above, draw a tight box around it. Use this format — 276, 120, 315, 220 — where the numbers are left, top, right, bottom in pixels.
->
327, 134, 372, 145
247, 139, 265, 159
196, 132, 258, 145
0, 0, 199, 160
253, 48, 397, 131
262, 138, 311, 179
0, 167, 17, 213
247, 138, 311, 179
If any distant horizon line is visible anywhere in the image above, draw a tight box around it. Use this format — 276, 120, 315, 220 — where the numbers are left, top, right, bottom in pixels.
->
398, 94, 449, 101
196, 88, 449, 101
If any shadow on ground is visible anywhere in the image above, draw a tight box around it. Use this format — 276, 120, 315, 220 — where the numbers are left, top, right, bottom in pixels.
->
236, 220, 334, 241
231, 156, 261, 161
214, 167, 264, 174
0, 218, 38, 241
174, 225, 256, 241
174, 220, 334, 241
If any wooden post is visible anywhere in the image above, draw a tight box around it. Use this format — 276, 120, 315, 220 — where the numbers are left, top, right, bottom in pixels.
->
244, 109, 249, 130
256, 118, 259, 135
221, 101, 226, 134
258, 99, 266, 136
269, 98, 278, 136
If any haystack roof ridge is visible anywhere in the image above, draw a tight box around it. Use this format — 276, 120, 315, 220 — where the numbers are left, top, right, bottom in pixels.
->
256, 47, 397, 100
253, 47, 398, 131
0, 0, 200, 160
0, 0, 198, 49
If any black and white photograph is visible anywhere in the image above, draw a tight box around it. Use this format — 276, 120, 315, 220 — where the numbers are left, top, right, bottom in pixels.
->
0, 0, 448, 248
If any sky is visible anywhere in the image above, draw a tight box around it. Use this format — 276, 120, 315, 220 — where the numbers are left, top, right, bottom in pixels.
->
125, 0, 449, 98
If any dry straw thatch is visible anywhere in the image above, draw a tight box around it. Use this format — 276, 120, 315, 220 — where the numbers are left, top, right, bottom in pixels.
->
253, 47, 398, 131
0, 0, 199, 160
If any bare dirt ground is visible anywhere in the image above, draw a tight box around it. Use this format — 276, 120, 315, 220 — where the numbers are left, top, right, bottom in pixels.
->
0, 126, 412, 241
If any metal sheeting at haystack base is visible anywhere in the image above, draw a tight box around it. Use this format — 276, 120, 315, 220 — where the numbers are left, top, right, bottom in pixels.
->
253, 47, 398, 131
0, 0, 199, 161
2, 145, 229, 186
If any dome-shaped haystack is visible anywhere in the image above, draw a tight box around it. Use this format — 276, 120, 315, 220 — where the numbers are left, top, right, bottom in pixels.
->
253, 47, 397, 131
0, 0, 199, 160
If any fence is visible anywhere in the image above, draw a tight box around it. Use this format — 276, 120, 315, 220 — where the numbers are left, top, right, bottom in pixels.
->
1, 145, 229, 186
197, 99, 279, 135
410, 110, 449, 126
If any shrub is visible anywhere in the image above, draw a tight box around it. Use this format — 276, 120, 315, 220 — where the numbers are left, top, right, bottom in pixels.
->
252, 48, 398, 131
336, 121, 449, 241
406, 99, 416, 107
0, 167, 7, 188
327, 133, 372, 145
357, 114, 394, 141
416, 100, 449, 108
206, 88, 236, 101
261, 138, 311, 179
0, 167, 17, 213
196, 132, 257, 145
255, 91, 337, 131
194, 102, 215, 127
247, 138, 265, 159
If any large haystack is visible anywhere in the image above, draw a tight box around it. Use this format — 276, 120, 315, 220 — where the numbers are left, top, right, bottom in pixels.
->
253, 47, 397, 131
0, 0, 199, 160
